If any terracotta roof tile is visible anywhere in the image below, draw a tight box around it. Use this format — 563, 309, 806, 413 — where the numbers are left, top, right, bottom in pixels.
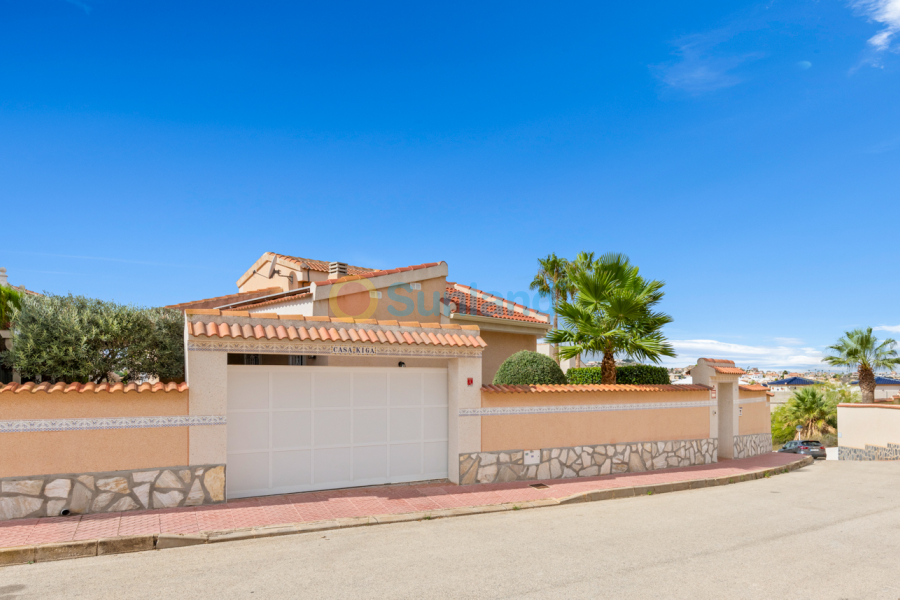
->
187, 316, 486, 348
273, 254, 374, 276
237, 290, 312, 311
481, 384, 712, 393
739, 385, 769, 392
700, 358, 736, 365
315, 262, 444, 287
444, 285, 551, 324
712, 367, 746, 375
167, 288, 282, 310
0, 381, 188, 395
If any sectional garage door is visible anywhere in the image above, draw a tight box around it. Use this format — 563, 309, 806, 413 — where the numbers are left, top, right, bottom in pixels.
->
225, 366, 449, 499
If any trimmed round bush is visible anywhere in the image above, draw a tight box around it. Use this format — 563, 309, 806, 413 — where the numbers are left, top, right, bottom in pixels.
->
493, 350, 567, 385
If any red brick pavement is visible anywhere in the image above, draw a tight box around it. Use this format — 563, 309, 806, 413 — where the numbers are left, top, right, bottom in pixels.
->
0, 453, 801, 549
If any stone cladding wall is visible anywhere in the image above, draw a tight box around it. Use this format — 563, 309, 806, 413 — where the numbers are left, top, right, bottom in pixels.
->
459, 438, 717, 485
0, 464, 225, 521
839, 443, 900, 461
733, 433, 773, 459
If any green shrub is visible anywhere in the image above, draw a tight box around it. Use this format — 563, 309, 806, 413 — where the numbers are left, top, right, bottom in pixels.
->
566, 364, 670, 385
493, 351, 567, 385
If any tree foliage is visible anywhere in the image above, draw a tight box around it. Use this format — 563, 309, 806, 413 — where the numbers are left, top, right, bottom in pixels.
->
822, 328, 900, 404
566, 364, 670, 385
530, 253, 570, 364
2, 294, 184, 384
493, 350, 567, 385
544, 253, 676, 384
0, 285, 23, 329
771, 384, 856, 444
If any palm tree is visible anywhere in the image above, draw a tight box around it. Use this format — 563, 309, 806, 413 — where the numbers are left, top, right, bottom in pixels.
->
822, 328, 900, 404
545, 253, 676, 383
777, 386, 837, 439
530, 254, 570, 364
0, 285, 22, 330
564, 251, 598, 368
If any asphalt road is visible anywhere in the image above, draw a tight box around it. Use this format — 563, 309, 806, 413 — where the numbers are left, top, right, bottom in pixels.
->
2, 460, 899, 599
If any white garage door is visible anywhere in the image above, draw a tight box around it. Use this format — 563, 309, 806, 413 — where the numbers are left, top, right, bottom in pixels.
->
226, 365, 449, 499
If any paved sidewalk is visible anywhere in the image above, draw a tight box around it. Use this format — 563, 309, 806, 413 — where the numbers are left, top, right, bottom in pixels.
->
0, 452, 800, 549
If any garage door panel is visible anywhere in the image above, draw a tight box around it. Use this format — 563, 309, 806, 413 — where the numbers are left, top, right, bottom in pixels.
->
390, 443, 422, 477
353, 446, 388, 480
314, 373, 351, 408
272, 372, 312, 409
390, 408, 422, 442
423, 442, 448, 475
353, 409, 388, 445
227, 366, 447, 499
272, 411, 311, 449
353, 373, 388, 407
228, 371, 269, 410
389, 372, 423, 406
272, 450, 312, 488
314, 410, 352, 446
314, 448, 352, 484
227, 412, 269, 452
423, 372, 448, 406
423, 407, 448, 441
226, 452, 269, 494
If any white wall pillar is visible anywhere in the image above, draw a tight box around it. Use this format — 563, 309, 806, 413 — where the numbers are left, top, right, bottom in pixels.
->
447, 356, 482, 484
185, 348, 228, 466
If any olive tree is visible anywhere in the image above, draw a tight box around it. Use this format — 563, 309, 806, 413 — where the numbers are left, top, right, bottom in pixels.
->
2, 293, 184, 384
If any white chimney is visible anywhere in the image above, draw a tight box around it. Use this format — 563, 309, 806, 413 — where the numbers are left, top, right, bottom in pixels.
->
328, 262, 348, 280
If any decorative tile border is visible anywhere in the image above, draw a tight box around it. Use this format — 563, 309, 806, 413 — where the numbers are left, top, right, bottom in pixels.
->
188, 340, 481, 358
460, 400, 716, 416
0, 415, 226, 433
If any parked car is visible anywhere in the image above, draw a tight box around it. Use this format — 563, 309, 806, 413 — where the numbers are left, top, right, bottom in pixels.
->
778, 440, 826, 459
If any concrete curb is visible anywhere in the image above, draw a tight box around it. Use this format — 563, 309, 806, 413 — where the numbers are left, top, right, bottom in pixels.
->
0, 455, 813, 567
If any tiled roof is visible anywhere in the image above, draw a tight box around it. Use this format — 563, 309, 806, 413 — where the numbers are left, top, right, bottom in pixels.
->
700, 358, 736, 365
0, 381, 188, 395
230, 290, 312, 311
739, 385, 769, 392
315, 262, 444, 287
481, 384, 712, 393
712, 366, 746, 375
444, 284, 550, 324
166, 288, 282, 310
274, 254, 374, 275
187, 314, 486, 348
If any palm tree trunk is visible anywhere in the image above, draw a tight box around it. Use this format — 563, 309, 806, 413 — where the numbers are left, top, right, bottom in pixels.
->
859, 365, 876, 404
601, 348, 616, 384
575, 353, 582, 368
551, 313, 559, 364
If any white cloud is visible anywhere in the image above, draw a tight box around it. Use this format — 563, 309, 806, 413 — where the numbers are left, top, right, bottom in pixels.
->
658, 339, 826, 369
651, 28, 764, 94
773, 337, 804, 345
874, 324, 900, 333
852, 0, 900, 53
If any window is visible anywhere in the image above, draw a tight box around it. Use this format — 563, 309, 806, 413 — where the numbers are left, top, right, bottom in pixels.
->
243, 354, 261, 365
289, 355, 306, 366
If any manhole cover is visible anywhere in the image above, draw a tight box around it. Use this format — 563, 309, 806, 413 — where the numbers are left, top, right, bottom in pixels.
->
529, 483, 549, 489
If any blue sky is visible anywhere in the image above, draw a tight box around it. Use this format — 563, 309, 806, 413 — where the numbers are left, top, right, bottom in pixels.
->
2, 0, 899, 370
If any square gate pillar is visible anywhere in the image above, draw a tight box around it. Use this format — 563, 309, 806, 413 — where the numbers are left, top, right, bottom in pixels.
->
185, 345, 228, 467
448, 356, 482, 484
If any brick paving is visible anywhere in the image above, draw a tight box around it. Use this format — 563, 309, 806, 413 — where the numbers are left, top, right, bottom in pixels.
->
0, 453, 800, 549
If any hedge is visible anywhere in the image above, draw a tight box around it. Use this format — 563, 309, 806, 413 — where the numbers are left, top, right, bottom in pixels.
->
567, 364, 670, 385
493, 350, 567, 385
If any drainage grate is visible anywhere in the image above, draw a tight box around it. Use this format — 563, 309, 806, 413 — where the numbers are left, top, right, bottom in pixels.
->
529, 483, 549, 489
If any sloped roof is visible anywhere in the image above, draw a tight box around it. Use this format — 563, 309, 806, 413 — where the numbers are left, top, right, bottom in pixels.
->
739, 385, 769, 392
274, 254, 374, 276
166, 288, 282, 310
444, 284, 550, 324
767, 376, 816, 386
314, 262, 444, 287
850, 376, 900, 385
712, 366, 746, 375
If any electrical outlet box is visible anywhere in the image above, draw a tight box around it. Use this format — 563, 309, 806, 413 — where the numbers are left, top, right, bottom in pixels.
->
523, 450, 540, 465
